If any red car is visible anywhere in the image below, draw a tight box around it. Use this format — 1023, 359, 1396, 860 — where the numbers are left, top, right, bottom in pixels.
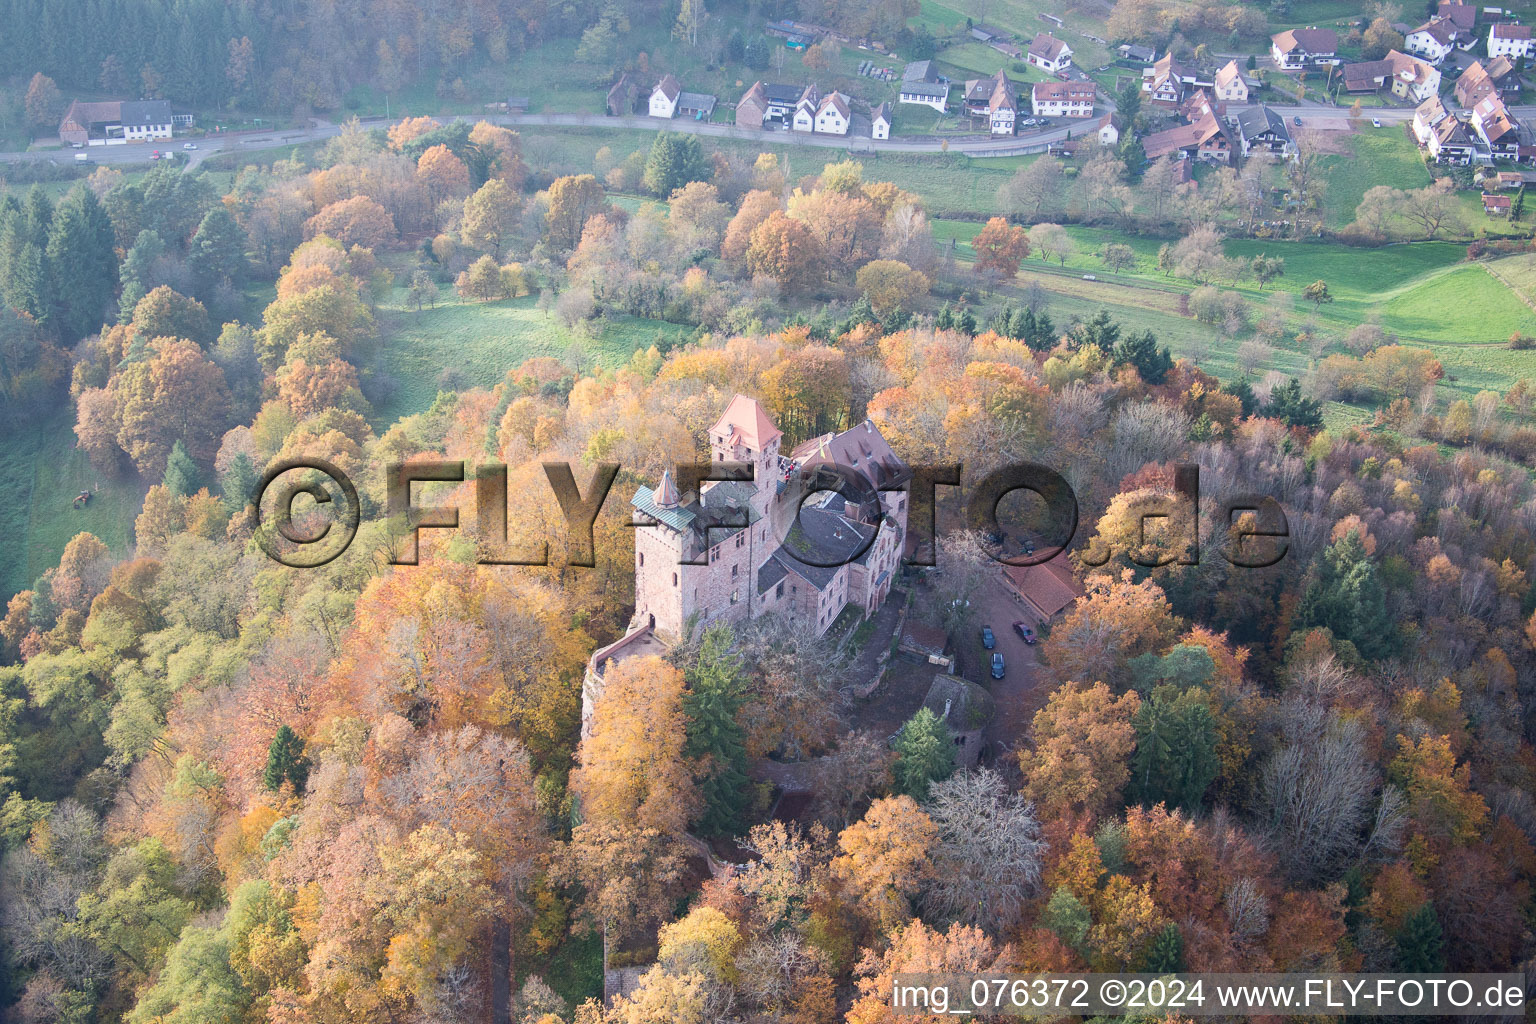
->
1012, 621, 1036, 645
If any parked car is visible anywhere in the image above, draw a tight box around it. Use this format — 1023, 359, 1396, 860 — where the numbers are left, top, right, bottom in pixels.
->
1013, 621, 1036, 644
1372, 118, 1382, 128
1022, 538, 1036, 555
991, 652, 1006, 678
981, 625, 996, 649
149, 151, 161, 160
183, 142, 198, 149
1294, 116, 1303, 126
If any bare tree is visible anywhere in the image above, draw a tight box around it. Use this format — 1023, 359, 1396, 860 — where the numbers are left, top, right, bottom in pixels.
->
999, 157, 1066, 220
1108, 401, 1191, 482
809, 730, 895, 828
1257, 699, 1381, 883
1401, 182, 1464, 239
923, 768, 1047, 932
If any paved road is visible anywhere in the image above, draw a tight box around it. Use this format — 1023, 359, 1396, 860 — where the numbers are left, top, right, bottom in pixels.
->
8, 100, 1536, 170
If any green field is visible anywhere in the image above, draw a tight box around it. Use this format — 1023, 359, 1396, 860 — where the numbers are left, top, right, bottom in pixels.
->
1378, 265, 1535, 346
931, 217, 1536, 404
0, 412, 147, 601
368, 289, 693, 425
1318, 131, 1434, 229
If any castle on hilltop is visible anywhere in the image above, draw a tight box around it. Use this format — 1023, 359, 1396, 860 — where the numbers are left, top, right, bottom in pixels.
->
583, 395, 911, 728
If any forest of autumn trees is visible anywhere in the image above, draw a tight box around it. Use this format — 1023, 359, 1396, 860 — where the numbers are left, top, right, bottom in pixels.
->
2, 106, 1536, 1024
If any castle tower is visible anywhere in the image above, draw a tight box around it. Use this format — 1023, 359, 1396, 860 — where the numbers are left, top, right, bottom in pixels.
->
707, 394, 783, 521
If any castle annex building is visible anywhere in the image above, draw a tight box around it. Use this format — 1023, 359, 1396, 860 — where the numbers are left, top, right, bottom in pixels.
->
583, 395, 910, 728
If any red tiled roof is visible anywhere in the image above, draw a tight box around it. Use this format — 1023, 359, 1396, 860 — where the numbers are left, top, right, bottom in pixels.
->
710, 394, 782, 450
1001, 551, 1083, 619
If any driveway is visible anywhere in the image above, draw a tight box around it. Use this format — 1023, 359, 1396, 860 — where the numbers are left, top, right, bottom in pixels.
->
958, 575, 1047, 761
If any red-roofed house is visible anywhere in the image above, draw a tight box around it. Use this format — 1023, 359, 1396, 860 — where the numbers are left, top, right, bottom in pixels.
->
1031, 80, 1095, 117
1001, 551, 1084, 623
1483, 191, 1513, 214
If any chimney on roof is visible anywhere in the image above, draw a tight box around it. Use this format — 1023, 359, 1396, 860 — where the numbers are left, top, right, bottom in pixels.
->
655, 470, 680, 509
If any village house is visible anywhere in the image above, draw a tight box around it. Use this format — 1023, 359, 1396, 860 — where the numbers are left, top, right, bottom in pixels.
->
1027, 33, 1074, 74
649, 74, 681, 118
793, 85, 820, 130
1118, 43, 1158, 62
1489, 22, 1535, 60
1492, 169, 1527, 188
1270, 27, 1339, 69
734, 82, 768, 128
606, 73, 639, 116
59, 99, 175, 145
1179, 87, 1222, 123
1427, 115, 1478, 163
1142, 110, 1233, 164
1094, 112, 1120, 146
1438, 0, 1478, 35
1413, 94, 1450, 140
1234, 105, 1294, 158
583, 396, 912, 731
1456, 59, 1513, 106
964, 70, 1019, 134
1031, 80, 1095, 118
677, 92, 716, 120
1213, 60, 1249, 102
1342, 49, 1441, 103
872, 102, 892, 139
735, 82, 803, 128
812, 91, 851, 134
1405, 16, 1458, 64
899, 60, 949, 112
1413, 97, 1478, 163
1484, 190, 1513, 214
1142, 53, 1197, 105
1472, 95, 1522, 160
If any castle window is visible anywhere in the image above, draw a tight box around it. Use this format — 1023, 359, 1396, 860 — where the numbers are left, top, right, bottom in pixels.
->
638, 552, 644, 566
731, 589, 740, 604
672, 572, 678, 586
736, 534, 743, 548
776, 581, 784, 598
732, 565, 738, 578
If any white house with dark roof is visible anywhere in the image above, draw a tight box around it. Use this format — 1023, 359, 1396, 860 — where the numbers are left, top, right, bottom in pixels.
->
1234, 105, 1294, 157
1094, 113, 1119, 146
1270, 27, 1339, 68
1027, 32, 1074, 73
59, 99, 174, 145
872, 102, 892, 139
899, 60, 950, 111
1406, 16, 1458, 63
1490, 22, 1534, 60
649, 74, 681, 117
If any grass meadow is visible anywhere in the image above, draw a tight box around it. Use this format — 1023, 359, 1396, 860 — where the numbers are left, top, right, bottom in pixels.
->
367, 289, 694, 425
0, 413, 146, 600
